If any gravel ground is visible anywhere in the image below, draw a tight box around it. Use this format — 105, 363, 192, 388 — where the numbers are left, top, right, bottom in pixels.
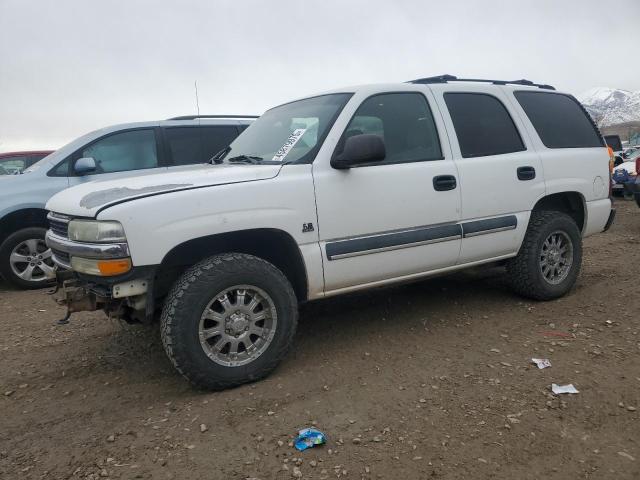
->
0, 199, 638, 480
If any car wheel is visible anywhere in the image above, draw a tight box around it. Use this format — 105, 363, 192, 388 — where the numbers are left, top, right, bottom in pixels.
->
0, 227, 56, 289
160, 253, 298, 390
506, 211, 582, 301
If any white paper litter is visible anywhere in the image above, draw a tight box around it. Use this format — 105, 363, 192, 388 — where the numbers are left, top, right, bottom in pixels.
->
531, 358, 552, 369
551, 383, 579, 395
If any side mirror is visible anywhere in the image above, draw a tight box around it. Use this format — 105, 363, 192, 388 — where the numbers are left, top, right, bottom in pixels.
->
331, 134, 386, 169
74, 157, 97, 175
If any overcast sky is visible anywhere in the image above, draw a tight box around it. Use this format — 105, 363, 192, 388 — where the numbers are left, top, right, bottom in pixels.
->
1, 0, 639, 151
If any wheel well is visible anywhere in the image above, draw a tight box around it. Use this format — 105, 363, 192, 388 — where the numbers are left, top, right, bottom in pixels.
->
0, 208, 48, 245
532, 192, 585, 231
157, 229, 308, 302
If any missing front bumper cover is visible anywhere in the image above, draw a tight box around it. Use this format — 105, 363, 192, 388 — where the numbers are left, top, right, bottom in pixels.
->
51, 270, 153, 325
53, 276, 99, 324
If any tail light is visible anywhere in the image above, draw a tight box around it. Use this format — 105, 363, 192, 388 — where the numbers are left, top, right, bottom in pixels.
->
607, 146, 614, 173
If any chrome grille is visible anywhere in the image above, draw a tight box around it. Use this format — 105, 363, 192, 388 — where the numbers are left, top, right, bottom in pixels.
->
47, 212, 70, 238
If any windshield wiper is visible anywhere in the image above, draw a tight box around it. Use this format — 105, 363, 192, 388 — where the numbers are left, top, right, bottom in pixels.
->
227, 155, 264, 164
210, 146, 231, 164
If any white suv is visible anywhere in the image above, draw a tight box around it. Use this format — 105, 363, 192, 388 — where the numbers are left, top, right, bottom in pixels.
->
46, 76, 615, 390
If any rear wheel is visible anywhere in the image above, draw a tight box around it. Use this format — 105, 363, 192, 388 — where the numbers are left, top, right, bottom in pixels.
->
506, 211, 582, 301
0, 227, 56, 289
160, 253, 298, 390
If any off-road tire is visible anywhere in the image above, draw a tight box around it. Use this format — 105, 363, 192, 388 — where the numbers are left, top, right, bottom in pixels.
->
0, 227, 55, 289
160, 253, 298, 390
506, 211, 582, 301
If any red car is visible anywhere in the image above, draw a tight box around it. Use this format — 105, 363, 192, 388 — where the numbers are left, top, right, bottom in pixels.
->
0, 150, 54, 175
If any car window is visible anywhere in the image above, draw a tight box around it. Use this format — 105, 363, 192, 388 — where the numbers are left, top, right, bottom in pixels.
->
604, 135, 622, 151
338, 92, 442, 165
48, 158, 71, 177
27, 153, 50, 165
200, 126, 240, 161
444, 93, 525, 158
514, 91, 604, 149
0, 155, 28, 174
164, 127, 203, 166
80, 129, 158, 174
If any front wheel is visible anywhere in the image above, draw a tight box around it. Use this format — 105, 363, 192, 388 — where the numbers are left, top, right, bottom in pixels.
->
506, 211, 582, 301
0, 227, 56, 289
160, 253, 298, 390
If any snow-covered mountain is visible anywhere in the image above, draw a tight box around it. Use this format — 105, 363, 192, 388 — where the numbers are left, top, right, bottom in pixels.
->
577, 87, 640, 127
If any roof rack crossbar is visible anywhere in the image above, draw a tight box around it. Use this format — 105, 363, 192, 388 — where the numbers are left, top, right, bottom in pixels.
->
408, 75, 555, 90
167, 115, 260, 120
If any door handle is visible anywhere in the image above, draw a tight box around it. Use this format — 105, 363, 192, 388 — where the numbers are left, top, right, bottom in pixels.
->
433, 175, 457, 191
517, 166, 536, 181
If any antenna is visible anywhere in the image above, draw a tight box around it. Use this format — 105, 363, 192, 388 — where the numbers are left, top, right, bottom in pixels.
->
194, 80, 200, 115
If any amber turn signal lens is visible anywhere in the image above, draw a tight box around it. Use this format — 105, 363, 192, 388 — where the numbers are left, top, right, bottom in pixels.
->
97, 258, 132, 276
71, 257, 132, 276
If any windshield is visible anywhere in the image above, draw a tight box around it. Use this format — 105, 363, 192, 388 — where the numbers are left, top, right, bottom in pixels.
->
221, 93, 352, 165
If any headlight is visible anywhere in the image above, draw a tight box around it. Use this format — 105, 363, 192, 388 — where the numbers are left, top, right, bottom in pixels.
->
68, 220, 126, 243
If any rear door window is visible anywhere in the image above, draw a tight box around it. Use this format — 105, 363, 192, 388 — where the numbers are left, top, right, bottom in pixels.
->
444, 93, 525, 158
514, 91, 604, 148
164, 127, 203, 166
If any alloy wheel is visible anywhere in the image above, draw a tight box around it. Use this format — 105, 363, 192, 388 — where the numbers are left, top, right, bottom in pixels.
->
198, 285, 278, 367
9, 239, 56, 283
539, 230, 573, 285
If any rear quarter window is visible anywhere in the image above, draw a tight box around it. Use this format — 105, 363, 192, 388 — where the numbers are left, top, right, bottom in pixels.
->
514, 91, 604, 149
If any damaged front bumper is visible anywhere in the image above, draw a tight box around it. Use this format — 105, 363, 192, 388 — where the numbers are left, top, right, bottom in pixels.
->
51, 267, 157, 324
45, 218, 157, 323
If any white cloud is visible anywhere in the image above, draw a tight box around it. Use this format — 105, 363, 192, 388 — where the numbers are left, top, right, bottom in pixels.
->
1, 0, 638, 150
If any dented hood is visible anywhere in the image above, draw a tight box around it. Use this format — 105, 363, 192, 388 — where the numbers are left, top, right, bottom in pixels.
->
46, 163, 281, 217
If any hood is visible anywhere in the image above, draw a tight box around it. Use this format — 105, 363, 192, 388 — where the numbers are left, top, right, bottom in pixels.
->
46, 163, 281, 217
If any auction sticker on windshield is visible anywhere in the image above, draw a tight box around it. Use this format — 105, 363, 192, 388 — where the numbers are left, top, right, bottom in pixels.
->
272, 129, 307, 162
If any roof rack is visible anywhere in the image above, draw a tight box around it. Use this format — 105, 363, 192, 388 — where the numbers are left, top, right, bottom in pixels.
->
408, 74, 555, 90
167, 115, 260, 120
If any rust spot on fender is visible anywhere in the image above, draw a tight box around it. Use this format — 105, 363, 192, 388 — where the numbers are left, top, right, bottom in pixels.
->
79, 184, 192, 209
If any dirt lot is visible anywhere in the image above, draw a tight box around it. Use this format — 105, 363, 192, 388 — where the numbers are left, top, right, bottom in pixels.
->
1, 200, 638, 480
